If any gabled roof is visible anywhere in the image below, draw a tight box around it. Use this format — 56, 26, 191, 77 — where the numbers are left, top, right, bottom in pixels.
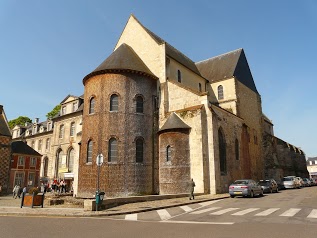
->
0, 105, 11, 137
11, 141, 41, 156
159, 112, 191, 132
307, 157, 317, 162
83, 43, 157, 84
196, 49, 259, 94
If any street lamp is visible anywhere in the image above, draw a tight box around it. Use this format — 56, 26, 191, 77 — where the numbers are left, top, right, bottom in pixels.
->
96, 153, 103, 211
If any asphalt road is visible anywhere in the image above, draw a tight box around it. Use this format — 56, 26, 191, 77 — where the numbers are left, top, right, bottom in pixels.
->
1, 187, 317, 238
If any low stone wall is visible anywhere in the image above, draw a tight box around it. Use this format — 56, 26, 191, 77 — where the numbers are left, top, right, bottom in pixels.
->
84, 193, 194, 211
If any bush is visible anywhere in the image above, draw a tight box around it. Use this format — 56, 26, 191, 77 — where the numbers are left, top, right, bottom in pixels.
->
28, 187, 39, 195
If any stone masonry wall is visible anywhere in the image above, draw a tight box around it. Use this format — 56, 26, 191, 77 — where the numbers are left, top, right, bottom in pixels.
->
0, 136, 11, 193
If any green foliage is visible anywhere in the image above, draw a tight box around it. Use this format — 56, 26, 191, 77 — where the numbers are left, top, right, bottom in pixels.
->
8, 116, 32, 129
46, 105, 61, 119
28, 187, 39, 195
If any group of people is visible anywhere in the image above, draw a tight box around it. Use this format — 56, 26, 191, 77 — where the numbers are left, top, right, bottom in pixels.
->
12, 185, 27, 199
51, 179, 67, 193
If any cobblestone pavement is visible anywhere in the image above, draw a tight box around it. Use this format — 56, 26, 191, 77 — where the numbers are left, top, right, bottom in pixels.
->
0, 193, 229, 217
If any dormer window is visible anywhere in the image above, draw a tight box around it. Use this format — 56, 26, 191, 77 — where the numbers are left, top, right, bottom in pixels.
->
62, 106, 66, 115
218, 85, 224, 100
72, 102, 77, 112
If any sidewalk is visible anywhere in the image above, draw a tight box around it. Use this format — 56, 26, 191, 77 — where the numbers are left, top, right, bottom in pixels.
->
0, 193, 229, 217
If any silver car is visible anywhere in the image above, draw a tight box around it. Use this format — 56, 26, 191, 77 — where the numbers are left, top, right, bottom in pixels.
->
282, 176, 300, 189
229, 179, 264, 198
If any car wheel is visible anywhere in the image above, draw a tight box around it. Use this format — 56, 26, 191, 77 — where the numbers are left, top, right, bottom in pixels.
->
249, 190, 254, 198
260, 189, 264, 197
230, 195, 235, 198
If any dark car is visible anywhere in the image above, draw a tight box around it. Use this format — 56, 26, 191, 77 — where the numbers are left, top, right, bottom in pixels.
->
229, 179, 263, 198
259, 179, 279, 193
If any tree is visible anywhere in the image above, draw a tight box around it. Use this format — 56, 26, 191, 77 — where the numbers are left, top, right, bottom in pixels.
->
8, 116, 32, 129
46, 105, 61, 119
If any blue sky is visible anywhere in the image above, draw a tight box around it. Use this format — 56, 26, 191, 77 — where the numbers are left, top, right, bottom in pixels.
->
1, 1, 316, 157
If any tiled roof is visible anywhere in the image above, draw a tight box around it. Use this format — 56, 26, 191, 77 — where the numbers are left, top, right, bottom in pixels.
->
11, 141, 41, 156
159, 112, 191, 132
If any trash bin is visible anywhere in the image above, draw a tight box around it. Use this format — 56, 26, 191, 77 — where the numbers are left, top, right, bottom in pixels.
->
95, 191, 105, 211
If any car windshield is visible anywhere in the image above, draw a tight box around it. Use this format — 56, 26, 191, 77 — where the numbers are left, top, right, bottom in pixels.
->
259, 181, 270, 185
233, 180, 248, 185
283, 177, 293, 181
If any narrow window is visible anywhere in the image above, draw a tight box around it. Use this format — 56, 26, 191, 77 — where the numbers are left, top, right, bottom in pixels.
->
199, 83, 202, 92
108, 138, 117, 162
30, 157, 36, 167
68, 148, 75, 172
110, 94, 119, 111
166, 145, 171, 162
235, 139, 239, 161
218, 128, 227, 174
87, 140, 93, 163
38, 140, 42, 151
72, 102, 77, 112
70, 122, 75, 137
59, 125, 64, 139
28, 173, 35, 186
43, 157, 48, 177
62, 106, 66, 115
136, 96, 144, 113
136, 138, 144, 163
46, 138, 50, 151
18, 156, 24, 166
177, 70, 182, 83
14, 172, 24, 186
218, 85, 224, 100
89, 97, 95, 114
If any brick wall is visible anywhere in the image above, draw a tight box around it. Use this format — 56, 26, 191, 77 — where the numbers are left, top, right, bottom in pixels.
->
0, 136, 11, 193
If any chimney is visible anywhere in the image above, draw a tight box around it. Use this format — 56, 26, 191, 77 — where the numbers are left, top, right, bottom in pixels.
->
34, 118, 39, 124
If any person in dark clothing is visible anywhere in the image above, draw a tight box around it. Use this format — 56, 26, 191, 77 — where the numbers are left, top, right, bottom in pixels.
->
189, 178, 195, 200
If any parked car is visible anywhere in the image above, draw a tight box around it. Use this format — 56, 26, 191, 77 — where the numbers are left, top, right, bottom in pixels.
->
259, 179, 279, 193
296, 177, 304, 187
302, 178, 312, 187
229, 179, 263, 198
310, 178, 317, 186
282, 176, 300, 189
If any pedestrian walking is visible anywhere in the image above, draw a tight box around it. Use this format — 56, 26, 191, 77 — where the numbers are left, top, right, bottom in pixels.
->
12, 185, 20, 199
189, 178, 195, 200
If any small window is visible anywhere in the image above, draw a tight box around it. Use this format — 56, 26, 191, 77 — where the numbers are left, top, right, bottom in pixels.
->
108, 138, 118, 162
30, 157, 37, 167
28, 173, 35, 186
70, 122, 75, 137
235, 139, 239, 161
199, 83, 202, 92
136, 96, 144, 113
110, 94, 119, 111
46, 138, 50, 151
136, 138, 144, 163
62, 106, 66, 115
72, 102, 77, 112
166, 145, 171, 162
18, 156, 24, 166
38, 140, 42, 151
68, 148, 75, 172
89, 97, 95, 114
177, 70, 182, 83
59, 125, 64, 139
87, 140, 93, 163
218, 85, 224, 100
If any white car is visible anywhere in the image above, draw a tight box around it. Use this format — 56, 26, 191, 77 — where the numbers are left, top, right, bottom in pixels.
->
283, 176, 300, 189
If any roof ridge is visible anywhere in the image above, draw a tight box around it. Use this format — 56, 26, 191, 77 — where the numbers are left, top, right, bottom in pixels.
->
196, 48, 243, 64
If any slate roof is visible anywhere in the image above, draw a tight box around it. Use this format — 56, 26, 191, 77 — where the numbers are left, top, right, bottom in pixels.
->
0, 105, 11, 137
83, 43, 157, 83
11, 141, 41, 156
196, 49, 259, 94
159, 112, 191, 132
307, 157, 317, 163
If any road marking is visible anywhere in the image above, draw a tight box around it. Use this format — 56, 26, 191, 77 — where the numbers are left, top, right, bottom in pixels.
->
157, 209, 172, 220
307, 209, 317, 218
198, 200, 221, 206
161, 220, 234, 225
191, 207, 222, 214
232, 208, 260, 216
255, 208, 280, 216
125, 214, 137, 220
210, 208, 239, 215
180, 205, 193, 212
279, 208, 301, 217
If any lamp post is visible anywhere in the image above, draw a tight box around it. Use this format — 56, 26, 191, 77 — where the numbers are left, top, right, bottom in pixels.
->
96, 153, 103, 211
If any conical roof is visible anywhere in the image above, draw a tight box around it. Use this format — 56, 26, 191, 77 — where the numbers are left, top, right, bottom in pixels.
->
159, 112, 191, 132
83, 43, 157, 84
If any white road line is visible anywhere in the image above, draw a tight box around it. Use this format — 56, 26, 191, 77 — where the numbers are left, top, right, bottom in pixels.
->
279, 208, 301, 217
307, 209, 317, 218
125, 214, 137, 220
198, 200, 221, 206
255, 208, 280, 216
180, 205, 193, 212
210, 208, 239, 215
161, 220, 234, 225
191, 207, 222, 214
157, 209, 172, 220
231, 208, 260, 216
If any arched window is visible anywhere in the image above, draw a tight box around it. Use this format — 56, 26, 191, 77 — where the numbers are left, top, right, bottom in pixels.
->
166, 145, 171, 162
235, 139, 239, 161
199, 83, 202, 92
110, 94, 119, 111
43, 157, 48, 177
87, 140, 93, 163
89, 97, 95, 114
136, 96, 144, 113
218, 128, 227, 175
218, 85, 224, 100
70, 122, 75, 137
177, 70, 182, 83
56, 150, 63, 177
108, 138, 118, 162
136, 138, 144, 163
68, 148, 75, 172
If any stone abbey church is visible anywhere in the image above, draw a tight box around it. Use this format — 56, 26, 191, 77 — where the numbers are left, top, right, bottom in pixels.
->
9, 15, 308, 197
